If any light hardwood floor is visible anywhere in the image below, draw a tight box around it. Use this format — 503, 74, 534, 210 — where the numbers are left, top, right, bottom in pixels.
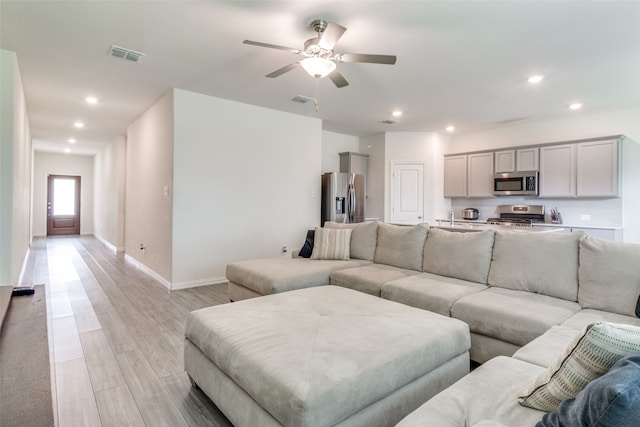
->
21, 235, 233, 427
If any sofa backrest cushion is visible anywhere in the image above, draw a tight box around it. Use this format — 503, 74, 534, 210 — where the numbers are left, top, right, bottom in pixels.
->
374, 223, 428, 271
323, 221, 379, 261
488, 230, 583, 301
423, 228, 495, 284
578, 237, 640, 317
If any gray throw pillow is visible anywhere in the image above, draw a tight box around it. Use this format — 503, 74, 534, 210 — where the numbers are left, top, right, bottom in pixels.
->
323, 221, 378, 261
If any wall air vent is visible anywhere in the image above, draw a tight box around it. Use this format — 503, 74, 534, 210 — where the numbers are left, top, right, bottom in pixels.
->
381, 119, 398, 125
291, 95, 314, 104
109, 45, 146, 62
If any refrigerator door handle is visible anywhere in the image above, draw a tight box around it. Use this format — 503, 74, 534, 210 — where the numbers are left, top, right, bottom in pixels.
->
348, 182, 356, 222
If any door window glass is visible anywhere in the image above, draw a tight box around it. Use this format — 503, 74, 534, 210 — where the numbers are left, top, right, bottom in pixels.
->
53, 178, 75, 215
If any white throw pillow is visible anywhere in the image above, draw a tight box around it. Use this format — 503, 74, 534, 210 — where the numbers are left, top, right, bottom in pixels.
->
310, 227, 352, 260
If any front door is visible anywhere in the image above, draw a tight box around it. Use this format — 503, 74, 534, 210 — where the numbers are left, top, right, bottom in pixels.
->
390, 162, 425, 223
47, 175, 81, 236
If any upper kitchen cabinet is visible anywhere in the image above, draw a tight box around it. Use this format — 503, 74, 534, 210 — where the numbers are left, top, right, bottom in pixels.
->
339, 152, 369, 177
444, 155, 467, 197
468, 153, 494, 197
576, 139, 619, 197
444, 153, 493, 198
495, 148, 539, 173
540, 139, 621, 198
539, 144, 576, 197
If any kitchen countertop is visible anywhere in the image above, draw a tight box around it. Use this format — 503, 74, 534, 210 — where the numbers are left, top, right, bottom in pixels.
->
434, 223, 565, 233
436, 219, 623, 230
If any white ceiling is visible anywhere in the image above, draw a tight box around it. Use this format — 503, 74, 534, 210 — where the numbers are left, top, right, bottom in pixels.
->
2, 1, 639, 156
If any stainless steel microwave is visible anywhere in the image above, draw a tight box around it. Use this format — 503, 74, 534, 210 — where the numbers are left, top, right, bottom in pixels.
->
494, 171, 538, 196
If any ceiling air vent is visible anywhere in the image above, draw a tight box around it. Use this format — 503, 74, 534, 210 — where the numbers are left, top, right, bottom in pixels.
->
381, 119, 398, 125
291, 95, 314, 104
109, 45, 146, 62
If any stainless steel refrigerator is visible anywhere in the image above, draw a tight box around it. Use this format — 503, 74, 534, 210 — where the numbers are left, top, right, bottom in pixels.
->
321, 172, 365, 225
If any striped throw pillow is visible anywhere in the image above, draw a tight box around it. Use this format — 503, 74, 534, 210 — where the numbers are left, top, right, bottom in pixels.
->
519, 322, 640, 412
310, 227, 352, 260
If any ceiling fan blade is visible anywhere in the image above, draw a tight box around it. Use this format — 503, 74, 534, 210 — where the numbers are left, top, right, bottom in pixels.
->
338, 53, 397, 65
243, 40, 301, 54
328, 70, 349, 88
318, 23, 347, 50
266, 62, 300, 78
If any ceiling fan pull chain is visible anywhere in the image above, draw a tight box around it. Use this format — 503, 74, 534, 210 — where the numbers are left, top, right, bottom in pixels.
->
314, 78, 320, 113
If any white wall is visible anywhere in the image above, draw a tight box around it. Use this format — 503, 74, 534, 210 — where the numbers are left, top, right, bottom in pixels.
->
125, 91, 174, 284
0, 49, 32, 286
321, 130, 359, 173
94, 135, 126, 251
33, 152, 94, 237
359, 132, 451, 224
360, 133, 386, 220
171, 89, 322, 288
449, 107, 640, 153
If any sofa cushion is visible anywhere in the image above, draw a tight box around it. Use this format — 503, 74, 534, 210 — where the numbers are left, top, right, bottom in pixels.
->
519, 322, 640, 412
422, 228, 495, 284
382, 272, 487, 317
330, 264, 420, 297
374, 223, 428, 271
488, 230, 582, 301
323, 221, 379, 261
396, 356, 546, 427
578, 236, 640, 317
226, 257, 371, 295
537, 352, 640, 427
310, 227, 352, 260
451, 287, 581, 347
561, 308, 640, 331
513, 326, 582, 368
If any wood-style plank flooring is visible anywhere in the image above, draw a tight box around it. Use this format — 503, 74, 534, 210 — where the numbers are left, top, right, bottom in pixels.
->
20, 235, 233, 427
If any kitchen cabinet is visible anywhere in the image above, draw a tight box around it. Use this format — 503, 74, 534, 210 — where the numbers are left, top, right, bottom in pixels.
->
495, 148, 539, 173
576, 139, 619, 197
539, 139, 619, 198
340, 151, 369, 196
444, 153, 493, 198
444, 155, 467, 198
467, 153, 494, 197
539, 144, 576, 197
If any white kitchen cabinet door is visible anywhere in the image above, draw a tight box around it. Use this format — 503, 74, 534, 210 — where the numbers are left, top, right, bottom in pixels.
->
467, 153, 494, 197
494, 150, 515, 173
539, 144, 576, 197
444, 155, 467, 198
516, 147, 539, 171
576, 140, 619, 197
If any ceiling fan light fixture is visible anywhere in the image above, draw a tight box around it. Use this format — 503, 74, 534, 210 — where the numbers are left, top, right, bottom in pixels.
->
300, 57, 336, 78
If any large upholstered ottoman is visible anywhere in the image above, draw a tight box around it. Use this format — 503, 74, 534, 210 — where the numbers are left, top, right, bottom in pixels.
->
184, 286, 470, 427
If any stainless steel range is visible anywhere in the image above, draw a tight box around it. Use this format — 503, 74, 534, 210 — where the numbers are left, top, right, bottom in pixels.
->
486, 205, 545, 227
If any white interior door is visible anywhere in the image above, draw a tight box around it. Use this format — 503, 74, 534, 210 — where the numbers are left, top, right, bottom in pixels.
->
391, 162, 425, 223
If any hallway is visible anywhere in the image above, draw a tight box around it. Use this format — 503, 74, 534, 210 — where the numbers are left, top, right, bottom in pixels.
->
24, 236, 232, 426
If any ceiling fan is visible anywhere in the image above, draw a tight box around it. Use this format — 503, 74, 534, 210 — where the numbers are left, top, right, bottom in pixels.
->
243, 19, 397, 88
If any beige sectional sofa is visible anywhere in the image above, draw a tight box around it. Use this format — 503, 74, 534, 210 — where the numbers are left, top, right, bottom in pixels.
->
225, 220, 640, 425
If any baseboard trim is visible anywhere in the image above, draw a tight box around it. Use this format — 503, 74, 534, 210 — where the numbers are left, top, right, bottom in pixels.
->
123, 254, 172, 291
171, 277, 228, 291
93, 235, 125, 253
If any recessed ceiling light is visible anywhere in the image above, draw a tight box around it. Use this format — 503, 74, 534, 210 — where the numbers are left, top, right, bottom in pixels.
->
446, 125, 455, 132
64, 148, 71, 153
527, 75, 544, 84
68, 138, 76, 143
85, 96, 98, 104
74, 121, 84, 128
392, 110, 403, 117
569, 103, 583, 110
